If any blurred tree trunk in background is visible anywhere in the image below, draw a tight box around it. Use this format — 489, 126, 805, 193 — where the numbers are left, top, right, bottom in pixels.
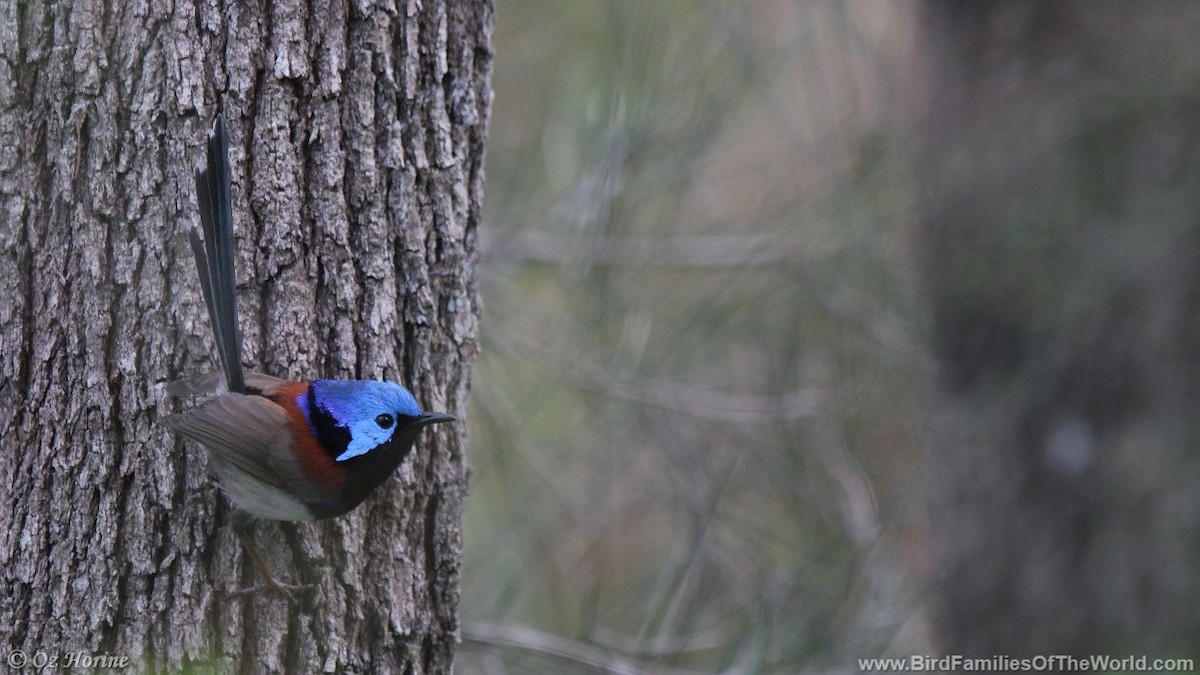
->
0, 0, 489, 671
921, 1, 1200, 655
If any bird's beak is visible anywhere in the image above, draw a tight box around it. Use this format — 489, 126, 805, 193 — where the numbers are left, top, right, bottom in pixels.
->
416, 412, 456, 427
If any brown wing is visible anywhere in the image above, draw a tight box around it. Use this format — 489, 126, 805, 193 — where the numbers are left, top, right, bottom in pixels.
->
163, 391, 330, 504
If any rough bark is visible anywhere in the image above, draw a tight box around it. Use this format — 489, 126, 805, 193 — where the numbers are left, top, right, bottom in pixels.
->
0, 0, 491, 671
920, 0, 1200, 655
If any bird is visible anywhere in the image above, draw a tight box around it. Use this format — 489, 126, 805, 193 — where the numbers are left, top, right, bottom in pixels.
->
164, 113, 454, 593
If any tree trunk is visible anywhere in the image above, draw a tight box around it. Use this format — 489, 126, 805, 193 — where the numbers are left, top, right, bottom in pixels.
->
920, 0, 1200, 655
0, 0, 491, 671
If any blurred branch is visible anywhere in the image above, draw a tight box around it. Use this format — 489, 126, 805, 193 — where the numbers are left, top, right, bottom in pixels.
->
636, 443, 746, 649
484, 314, 826, 423
462, 622, 707, 675
480, 237, 922, 359
594, 374, 823, 423
592, 625, 726, 659
483, 232, 825, 268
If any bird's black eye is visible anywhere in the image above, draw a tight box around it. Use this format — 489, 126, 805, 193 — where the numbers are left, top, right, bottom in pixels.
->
375, 413, 395, 430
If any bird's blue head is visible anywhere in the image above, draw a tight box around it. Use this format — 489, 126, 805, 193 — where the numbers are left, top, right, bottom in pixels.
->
300, 380, 449, 462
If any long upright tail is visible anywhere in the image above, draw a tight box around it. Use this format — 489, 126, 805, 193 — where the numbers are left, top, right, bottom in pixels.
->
191, 113, 246, 394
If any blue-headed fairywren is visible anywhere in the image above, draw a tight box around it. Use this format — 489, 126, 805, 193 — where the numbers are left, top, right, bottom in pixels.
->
164, 114, 454, 593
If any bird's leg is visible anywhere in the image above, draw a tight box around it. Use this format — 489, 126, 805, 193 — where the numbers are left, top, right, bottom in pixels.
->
228, 511, 311, 602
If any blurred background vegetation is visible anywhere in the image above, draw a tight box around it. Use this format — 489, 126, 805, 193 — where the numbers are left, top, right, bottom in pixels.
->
457, 1, 1200, 671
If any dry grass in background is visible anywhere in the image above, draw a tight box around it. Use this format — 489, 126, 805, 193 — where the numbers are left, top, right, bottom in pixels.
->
460, 2, 927, 671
